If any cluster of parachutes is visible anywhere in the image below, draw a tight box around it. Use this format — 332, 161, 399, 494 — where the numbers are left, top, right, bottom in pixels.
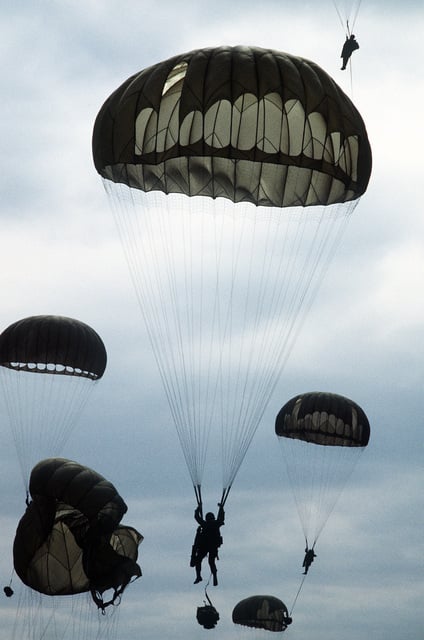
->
2, 38, 371, 638
0, 316, 142, 638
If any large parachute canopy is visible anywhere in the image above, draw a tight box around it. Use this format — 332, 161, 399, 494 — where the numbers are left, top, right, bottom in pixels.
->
93, 45, 371, 205
93, 45, 371, 506
13, 458, 142, 609
275, 391, 370, 546
232, 595, 292, 632
0, 316, 107, 487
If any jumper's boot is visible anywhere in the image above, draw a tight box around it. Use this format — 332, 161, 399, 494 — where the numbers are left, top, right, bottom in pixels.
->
194, 565, 202, 584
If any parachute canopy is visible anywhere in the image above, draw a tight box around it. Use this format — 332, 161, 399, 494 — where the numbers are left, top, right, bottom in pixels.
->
0, 315, 107, 379
0, 316, 107, 487
275, 391, 370, 447
13, 458, 142, 609
92, 46, 371, 505
93, 45, 372, 208
275, 391, 370, 546
232, 595, 292, 632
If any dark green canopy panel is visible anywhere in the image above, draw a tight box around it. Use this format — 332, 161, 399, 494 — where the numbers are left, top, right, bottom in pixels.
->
232, 595, 292, 632
93, 45, 372, 208
13, 459, 142, 608
275, 391, 370, 446
29, 457, 128, 531
0, 315, 107, 379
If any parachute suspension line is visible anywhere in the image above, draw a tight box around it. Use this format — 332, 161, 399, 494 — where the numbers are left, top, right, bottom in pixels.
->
332, 0, 346, 32
240, 202, 354, 486
272, 202, 353, 384
332, 0, 362, 36
222, 209, 304, 488
217, 199, 354, 495
218, 201, 262, 492
350, 0, 362, 33
105, 182, 212, 488
349, 58, 355, 98
204, 583, 214, 607
310, 445, 367, 548
0, 368, 97, 490
220, 486, 231, 508
195, 485, 203, 512
279, 436, 367, 549
12, 580, 121, 640
104, 182, 186, 469
289, 574, 307, 616
104, 186, 357, 504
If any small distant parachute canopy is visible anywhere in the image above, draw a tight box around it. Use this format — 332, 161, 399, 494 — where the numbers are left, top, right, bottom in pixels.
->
232, 595, 292, 632
275, 391, 370, 447
197, 604, 220, 629
0, 315, 107, 379
13, 458, 142, 610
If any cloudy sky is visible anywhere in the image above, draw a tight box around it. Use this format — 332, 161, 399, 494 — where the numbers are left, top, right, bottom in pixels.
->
1, 1, 423, 639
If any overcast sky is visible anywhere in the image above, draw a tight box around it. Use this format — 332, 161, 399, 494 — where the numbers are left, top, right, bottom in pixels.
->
1, 1, 423, 639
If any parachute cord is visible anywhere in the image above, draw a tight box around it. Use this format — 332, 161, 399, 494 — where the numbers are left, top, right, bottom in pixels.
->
351, 0, 362, 33
289, 574, 307, 616
349, 58, 354, 98
220, 486, 231, 508
194, 485, 203, 513
204, 581, 213, 607
346, 19, 351, 37
332, 1, 362, 36
332, 0, 345, 31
